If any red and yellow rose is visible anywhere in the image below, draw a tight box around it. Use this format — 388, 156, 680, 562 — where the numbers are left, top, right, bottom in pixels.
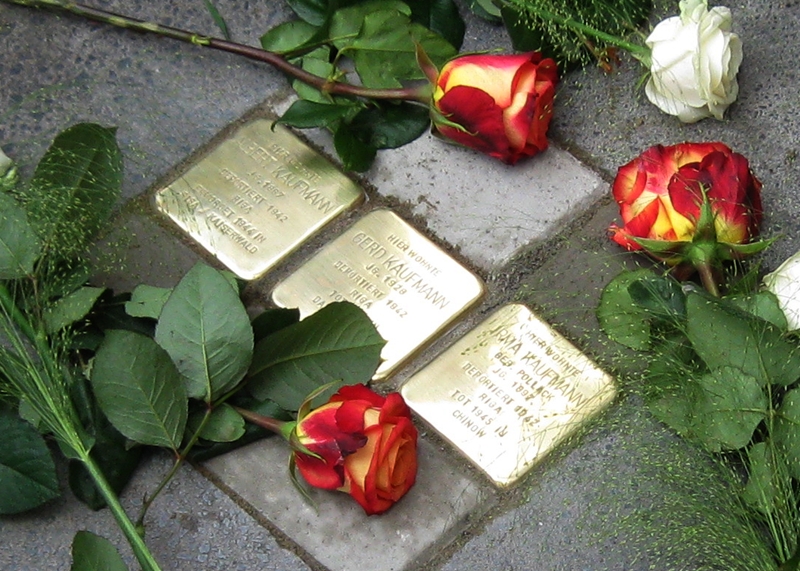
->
431, 52, 558, 165
609, 142, 763, 262
293, 385, 418, 515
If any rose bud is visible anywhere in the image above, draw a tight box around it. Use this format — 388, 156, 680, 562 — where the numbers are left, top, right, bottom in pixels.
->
644, 0, 743, 123
763, 251, 800, 331
430, 52, 558, 165
292, 384, 418, 515
609, 142, 766, 295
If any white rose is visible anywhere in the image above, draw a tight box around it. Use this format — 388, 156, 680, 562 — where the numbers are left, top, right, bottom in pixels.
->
0, 148, 12, 177
763, 251, 800, 331
644, 0, 743, 123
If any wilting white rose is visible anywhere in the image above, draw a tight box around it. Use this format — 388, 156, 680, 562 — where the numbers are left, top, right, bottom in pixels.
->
763, 252, 800, 331
644, 0, 743, 123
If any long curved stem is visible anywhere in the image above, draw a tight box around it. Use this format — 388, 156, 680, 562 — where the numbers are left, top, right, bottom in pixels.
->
80, 452, 163, 571
4, 0, 430, 102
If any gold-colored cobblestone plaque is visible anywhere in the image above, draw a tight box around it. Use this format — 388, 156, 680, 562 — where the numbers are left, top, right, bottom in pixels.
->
271, 209, 485, 380
155, 120, 364, 280
401, 304, 616, 487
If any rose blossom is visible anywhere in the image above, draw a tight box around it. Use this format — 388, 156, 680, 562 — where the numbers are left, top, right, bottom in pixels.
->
609, 142, 762, 262
645, 0, 743, 123
431, 52, 558, 164
293, 384, 417, 515
763, 252, 800, 331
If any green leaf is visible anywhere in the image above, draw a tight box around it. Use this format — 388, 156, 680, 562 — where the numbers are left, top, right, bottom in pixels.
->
187, 397, 291, 462
348, 102, 430, 149
260, 20, 319, 53
686, 293, 800, 386
351, 13, 457, 88
124, 284, 172, 319
627, 274, 686, 322
287, 0, 329, 25
774, 388, 800, 480
68, 378, 142, 511
690, 367, 767, 452
202, 0, 230, 40
251, 307, 301, 344
467, 0, 501, 20
155, 263, 253, 402
187, 404, 245, 443
727, 291, 788, 330
247, 302, 385, 410
91, 330, 187, 449
329, 1, 411, 45
22, 123, 121, 260
644, 335, 701, 435
71, 531, 129, 571
0, 192, 41, 279
278, 99, 361, 129
742, 442, 778, 513
43, 286, 105, 334
333, 123, 377, 172
404, 0, 465, 49
292, 49, 338, 104
596, 269, 652, 350
0, 411, 59, 514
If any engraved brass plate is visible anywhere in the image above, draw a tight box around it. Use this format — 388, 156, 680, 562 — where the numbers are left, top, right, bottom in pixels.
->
155, 120, 364, 280
401, 304, 616, 487
272, 209, 485, 380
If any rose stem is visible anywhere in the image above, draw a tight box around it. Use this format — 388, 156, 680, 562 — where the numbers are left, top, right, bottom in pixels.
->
4, 0, 430, 103
695, 262, 721, 297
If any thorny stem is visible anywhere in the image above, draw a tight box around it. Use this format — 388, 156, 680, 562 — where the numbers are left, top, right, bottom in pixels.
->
4, 0, 431, 103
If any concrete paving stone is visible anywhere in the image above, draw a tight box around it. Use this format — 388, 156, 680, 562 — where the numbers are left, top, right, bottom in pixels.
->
204, 437, 495, 571
3, 0, 800, 570
0, 453, 312, 571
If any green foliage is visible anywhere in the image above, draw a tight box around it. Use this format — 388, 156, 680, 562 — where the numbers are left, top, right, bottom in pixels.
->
18, 123, 121, 262
71, 531, 129, 571
0, 192, 41, 279
154, 263, 253, 402
265, 0, 463, 171
91, 330, 188, 450
597, 269, 652, 350
124, 284, 172, 319
490, 0, 653, 69
0, 410, 59, 514
248, 302, 386, 410
597, 268, 800, 566
44, 286, 105, 333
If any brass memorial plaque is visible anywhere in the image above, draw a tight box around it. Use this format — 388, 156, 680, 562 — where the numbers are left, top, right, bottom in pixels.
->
155, 120, 364, 280
272, 209, 485, 380
401, 304, 616, 487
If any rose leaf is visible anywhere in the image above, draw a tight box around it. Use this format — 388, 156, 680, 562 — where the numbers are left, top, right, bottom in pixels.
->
155, 263, 253, 402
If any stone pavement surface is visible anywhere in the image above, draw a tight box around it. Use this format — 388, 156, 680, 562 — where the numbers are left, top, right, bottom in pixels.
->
1, 0, 799, 570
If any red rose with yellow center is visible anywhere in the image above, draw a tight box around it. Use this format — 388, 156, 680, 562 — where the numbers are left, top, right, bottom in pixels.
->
293, 385, 418, 515
431, 52, 558, 165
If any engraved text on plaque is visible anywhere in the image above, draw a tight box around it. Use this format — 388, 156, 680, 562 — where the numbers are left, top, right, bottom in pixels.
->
155, 120, 364, 280
272, 209, 485, 380
401, 304, 616, 487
